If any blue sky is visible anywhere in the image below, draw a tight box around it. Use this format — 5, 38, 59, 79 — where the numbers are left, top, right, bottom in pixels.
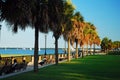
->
72, 0, 120, 41
0, 0, 120, 48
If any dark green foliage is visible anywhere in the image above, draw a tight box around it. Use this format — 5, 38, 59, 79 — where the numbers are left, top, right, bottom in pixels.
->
48, 0, 64, 37
74, 12, 84, 22
101, 37, 120, 52
1, 0, 35, 32
101, 37, 112, 52
108, 51, 120, 55
63, 0, 74, 32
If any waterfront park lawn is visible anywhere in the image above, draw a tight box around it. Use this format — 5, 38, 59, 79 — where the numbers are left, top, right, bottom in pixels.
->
1, 55, 120, 80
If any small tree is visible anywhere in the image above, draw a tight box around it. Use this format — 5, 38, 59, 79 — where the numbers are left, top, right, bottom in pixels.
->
101, 37, 109, 53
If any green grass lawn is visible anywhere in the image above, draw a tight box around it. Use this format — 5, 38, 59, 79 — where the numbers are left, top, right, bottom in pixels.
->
1, 55, 120, 80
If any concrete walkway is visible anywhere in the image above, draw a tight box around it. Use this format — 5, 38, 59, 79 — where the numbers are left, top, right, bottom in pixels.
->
0, 63, 54, 79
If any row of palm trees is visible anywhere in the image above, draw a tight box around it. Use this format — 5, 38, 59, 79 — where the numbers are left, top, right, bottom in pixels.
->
101, 37, 120, 52
63, 17, 101, 61
0, 0, 101, 72
62, 1, 101, 62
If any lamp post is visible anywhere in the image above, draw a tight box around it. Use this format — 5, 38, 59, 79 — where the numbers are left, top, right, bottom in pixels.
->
0, 25, 1, 62
45, 34, 47, 55
65, 41, 66, 54
0, 25, 1, 41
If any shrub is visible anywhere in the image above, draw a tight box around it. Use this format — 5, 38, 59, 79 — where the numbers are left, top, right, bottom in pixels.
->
108, 51, 120, 55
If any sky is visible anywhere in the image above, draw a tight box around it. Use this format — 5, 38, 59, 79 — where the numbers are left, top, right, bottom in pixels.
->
0, 0, 120, 48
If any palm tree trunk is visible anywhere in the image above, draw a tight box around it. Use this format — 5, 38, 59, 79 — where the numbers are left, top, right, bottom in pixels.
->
55, 36, 59, 65
90, 45, 92, 55
75, 40, 78, 59
93, 44, 95, 55
86, 44, 88, 56
67, 38, 70, 62
34, 28, 39, 72
81, 46, 84, 58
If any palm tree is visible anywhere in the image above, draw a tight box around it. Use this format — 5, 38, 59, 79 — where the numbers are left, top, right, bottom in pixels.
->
79, 22, 90, 58
101, 37, 110, 53
48, 0, 64, 65
64, 31, 73, 62
113, 41, 120, 49
70, 12, 84, 59
81, 22, 90, 56
1, 0, 49, 72
80, 22, 90, 56
93, 35, 101, 55
63, 0, 75, 62
85, 22, 96, 55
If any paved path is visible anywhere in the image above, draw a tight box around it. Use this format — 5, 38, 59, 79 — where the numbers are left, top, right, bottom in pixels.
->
0, 63, 54, 79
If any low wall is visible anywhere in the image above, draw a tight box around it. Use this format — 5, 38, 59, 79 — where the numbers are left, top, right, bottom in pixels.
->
28, 54, 67, 65
0, 54, 67, 66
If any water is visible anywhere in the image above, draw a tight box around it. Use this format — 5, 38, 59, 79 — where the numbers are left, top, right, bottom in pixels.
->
0, 48, 65, 55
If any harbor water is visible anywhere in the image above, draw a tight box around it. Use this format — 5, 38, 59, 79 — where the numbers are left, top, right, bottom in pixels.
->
0, 48, 65, 56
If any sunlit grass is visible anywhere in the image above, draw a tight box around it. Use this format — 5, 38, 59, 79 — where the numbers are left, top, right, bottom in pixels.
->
1, 55, 120, 80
